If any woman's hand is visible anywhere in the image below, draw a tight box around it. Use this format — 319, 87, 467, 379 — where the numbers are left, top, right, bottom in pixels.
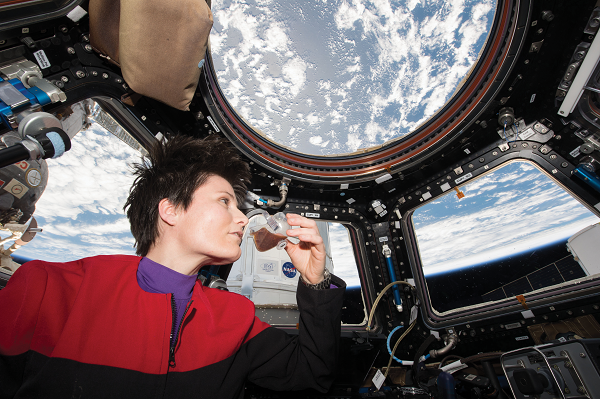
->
284, 213, 327, 285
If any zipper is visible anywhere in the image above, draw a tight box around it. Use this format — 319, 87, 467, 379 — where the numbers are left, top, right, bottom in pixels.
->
168, 296, 193, 368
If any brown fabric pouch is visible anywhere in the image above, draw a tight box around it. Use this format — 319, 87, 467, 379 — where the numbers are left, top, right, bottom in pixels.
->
89, 0, 213, 111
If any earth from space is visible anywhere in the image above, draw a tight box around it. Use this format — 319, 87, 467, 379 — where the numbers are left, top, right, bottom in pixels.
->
210, 0, 497, 156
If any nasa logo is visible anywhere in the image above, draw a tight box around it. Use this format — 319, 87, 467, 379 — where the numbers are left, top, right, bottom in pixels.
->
261, 262, 274, 273
282, 262, 297, 278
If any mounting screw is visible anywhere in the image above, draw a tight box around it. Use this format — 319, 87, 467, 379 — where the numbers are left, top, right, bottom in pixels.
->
60, 26, 68, 33
541, 11, 554, 21
61, 76, 69, 83
75, 70, 85, 78
580, 353, 586, 358
84, 44, 93, 52
115, 78, 123, 84
81, 34, 89, 42
53, 80, 64, 89
91, 71, 98, 76
67, 47, 76, 55
102, 73, 109, 79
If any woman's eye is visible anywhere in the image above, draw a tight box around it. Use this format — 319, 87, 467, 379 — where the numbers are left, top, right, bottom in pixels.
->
221, 198, 229, 205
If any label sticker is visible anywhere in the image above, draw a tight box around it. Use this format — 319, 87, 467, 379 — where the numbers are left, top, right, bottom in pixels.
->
455, 172, 473, 185
530, 94, 536, 103
519, 129, 535, 140
282, 262, 297, 278
570, 147, 581, 158
409, 305, 418, 324
206, 116, 221, 132
378, 237, 388, 242
33, 50, 51, 69
504, 322, 521, 330
4, 178, 29, 199
464, 374, 477, 381
259, 262, 276, 273
515, 336, 529, 341
346, 198, 355, 204
372, 369, 385, 390
15, 161, 29, 170
305, 212, 320, 218
26, 169, 42, 187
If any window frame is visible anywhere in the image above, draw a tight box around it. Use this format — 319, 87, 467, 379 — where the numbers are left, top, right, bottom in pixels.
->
402, 159, 600, 329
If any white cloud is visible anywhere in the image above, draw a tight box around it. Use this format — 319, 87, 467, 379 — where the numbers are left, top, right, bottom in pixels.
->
212, 0, 496, 155
413, 163, 600, 275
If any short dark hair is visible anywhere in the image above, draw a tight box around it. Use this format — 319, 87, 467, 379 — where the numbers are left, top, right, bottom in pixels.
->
124, 135, 251, 256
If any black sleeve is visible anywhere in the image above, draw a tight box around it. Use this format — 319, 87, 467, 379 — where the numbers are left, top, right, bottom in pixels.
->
244, 275, 346, 392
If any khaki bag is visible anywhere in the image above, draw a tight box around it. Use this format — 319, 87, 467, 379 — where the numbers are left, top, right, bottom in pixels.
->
89, 0, 213, 111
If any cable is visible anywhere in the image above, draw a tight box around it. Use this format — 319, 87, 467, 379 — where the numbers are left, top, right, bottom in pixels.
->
366, 280, 415, 332
381, 320, 417, 383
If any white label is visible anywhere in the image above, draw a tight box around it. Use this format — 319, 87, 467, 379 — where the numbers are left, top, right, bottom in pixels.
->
422, 192, 432, 200
464, 148, 471, 154
558, 337, 567, 343
570, 147, 581, 158
464, 374, 477, 381
206, 116, 221, 132
409, 305, 418, 324
378, 237, 388, 242
505, 322, 521, 330
515, 336, 529, 341
33, 50, 51, 69
394, 221, 401, 229
305, 212, 320, 218
455, 172, 473, 185
346, 198, 355, 204
519, 129, 535, 140
530, 94, 536, 103
340, 184, 349, 189
440, 183, 451, 192
372, 369, 385, 390
521, 310, 534, 319
375, 173, 392, 184
66, 5, 88, 22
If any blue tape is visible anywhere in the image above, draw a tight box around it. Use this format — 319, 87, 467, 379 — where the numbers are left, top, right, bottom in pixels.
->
386, 325, 405, 364
46, 132, 66, 158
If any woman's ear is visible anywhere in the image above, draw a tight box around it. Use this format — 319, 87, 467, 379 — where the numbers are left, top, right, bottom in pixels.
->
157, 198, 179, 226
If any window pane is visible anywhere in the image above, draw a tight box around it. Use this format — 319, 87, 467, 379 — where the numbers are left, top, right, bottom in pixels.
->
228, 215, 364, 325
1, 101, 139, 263
411, 161, 600, 314
211, 0, 497, 156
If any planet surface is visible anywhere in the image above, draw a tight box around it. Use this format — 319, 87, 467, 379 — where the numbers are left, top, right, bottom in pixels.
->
210, 0, 496, 155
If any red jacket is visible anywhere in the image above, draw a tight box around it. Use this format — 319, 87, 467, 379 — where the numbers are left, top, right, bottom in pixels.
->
0, 255, 345, 398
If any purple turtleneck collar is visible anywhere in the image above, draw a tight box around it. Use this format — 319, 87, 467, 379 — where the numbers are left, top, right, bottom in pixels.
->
137, 257, 197, 299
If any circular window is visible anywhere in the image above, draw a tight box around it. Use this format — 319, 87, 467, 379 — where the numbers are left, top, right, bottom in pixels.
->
210, 0, 497, 157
